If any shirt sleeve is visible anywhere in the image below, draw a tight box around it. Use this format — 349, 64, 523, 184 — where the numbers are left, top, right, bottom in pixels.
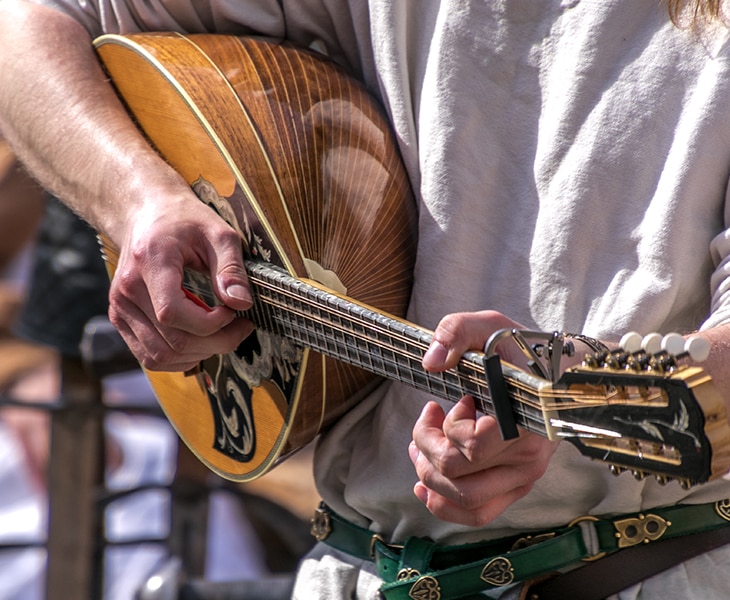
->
30, 0, 367, 81
32, 0, 286, 39
704, 225, 730, 330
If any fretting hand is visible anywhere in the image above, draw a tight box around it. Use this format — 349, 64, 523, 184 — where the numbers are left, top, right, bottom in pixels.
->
410, 310, 560, 526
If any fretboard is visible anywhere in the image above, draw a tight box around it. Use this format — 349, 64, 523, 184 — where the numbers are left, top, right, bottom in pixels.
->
188, 260, 550, 437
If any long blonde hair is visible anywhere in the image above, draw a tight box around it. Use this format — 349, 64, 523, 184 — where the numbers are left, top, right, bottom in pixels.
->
667, 0, 724, 21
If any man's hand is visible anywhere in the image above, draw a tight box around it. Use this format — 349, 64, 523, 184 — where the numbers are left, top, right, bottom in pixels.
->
108, 195, 254, 372
410, 310, 560, 526
0, 2, 257, 373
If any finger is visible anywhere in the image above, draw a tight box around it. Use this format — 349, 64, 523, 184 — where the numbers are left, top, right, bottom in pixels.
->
443, 401, 559, 474
411, 401, 449, 462
441, 396, 511, 467
412, 397, 508, 478
205, 226, 252, 310
422, 310, 519, 371
110, 294, 253, 371
411, 423, 542, 519
112, 256, 240, 339
115, 203, 249, 336
143, 250, 242, 335
411, 401, 478, 481
413, 445, 545, 508
118, 318, 254, 372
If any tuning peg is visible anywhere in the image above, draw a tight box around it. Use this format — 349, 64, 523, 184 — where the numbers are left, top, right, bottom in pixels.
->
685, 336, 710, 363
658, 333, 710, 363
619, 331, 642, 353
632, 470, 646, 481
661, 333, 685, 356
642, 333, 663, 355
608, 464, 625, 477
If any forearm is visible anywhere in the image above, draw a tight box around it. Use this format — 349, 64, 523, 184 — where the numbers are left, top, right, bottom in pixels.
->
0, 0, 189, 245
691, 323, 730, 408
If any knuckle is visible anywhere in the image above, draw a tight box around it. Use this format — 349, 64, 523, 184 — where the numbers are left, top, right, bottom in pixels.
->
469, 505, 502, 528
433, 448, 463, 479
418, 469, 438, 491
154, 298, 175, 324
145, 345, 178, 370
111, 267, 138, 295
435, 313, 467, 346
215, 225, 242, 246
457, 436, 482, 463
514, 483, 535, 501
107, 309, 123, 331
523, 460, 549, 483
455, 489, 483, 512
164, 330, 190, 354
138, 355, 162, 371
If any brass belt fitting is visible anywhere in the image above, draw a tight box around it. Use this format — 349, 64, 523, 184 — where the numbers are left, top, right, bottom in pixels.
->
614, 513, 670, 548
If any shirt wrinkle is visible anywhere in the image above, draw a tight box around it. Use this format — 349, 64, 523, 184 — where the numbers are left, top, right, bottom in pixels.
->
30, 2, 730, 596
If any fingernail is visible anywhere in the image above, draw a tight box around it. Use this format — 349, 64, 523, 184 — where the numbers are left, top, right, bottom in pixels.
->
408, 441, 420, 464
423, 339, 449, 369
226, 284, 251, 302
413, 483, 429, 505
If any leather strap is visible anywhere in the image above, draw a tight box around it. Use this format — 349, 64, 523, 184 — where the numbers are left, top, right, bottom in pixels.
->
525, 523, 730, 600
311, 500, 730, 600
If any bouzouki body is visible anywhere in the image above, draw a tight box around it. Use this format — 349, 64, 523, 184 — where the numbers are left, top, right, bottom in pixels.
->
94, 33, 418, 480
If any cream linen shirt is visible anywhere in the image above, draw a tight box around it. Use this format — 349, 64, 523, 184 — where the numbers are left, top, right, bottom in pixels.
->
35, 0, 730, 597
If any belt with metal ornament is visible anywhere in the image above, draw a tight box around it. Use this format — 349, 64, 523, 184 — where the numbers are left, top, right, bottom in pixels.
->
309, 499, 730, 600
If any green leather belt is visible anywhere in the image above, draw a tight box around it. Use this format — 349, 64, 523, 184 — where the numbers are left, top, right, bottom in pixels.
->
309, 499, 730, 600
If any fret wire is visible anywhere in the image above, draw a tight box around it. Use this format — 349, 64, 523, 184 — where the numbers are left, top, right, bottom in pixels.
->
254, 278, 496, 395
276, 273, 598, 409
252, 273, 476, 378
186, 269, 515, 405
266, 302, 433, 390
250, 268, 429, 349
185, 269, 614, 435
263, 306, 545, 431
250, 276, 444, 394
246, 266, 550, 431
180, 265, 588, 433
252, 282, 428, 363
200, 295, 548, 434
186, 264, 552, 433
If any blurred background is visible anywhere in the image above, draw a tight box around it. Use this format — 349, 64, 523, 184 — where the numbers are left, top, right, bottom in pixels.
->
0, 132, 320, 600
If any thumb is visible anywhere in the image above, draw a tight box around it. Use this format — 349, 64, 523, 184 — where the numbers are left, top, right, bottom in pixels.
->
209, 239, 252, 310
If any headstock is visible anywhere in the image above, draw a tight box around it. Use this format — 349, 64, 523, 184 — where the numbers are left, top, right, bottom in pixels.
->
545, 332, 730, 488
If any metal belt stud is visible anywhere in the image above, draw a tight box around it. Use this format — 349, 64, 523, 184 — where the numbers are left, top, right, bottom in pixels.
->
614, 513, 670, 548
408, 575, 441, 600
480, 556, 515, 586
715, 499, 730, 521
310, 504, 332, 542
397, 568, 421, 581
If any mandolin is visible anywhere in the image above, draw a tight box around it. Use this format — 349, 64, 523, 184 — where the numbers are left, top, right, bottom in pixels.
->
93, 33, 730, 486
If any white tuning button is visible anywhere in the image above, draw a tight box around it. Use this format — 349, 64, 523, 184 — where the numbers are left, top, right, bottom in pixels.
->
685, 336, 711, 363
661, 333, 685, 357
642, 332, 663, 355
619, 331, 642, 353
